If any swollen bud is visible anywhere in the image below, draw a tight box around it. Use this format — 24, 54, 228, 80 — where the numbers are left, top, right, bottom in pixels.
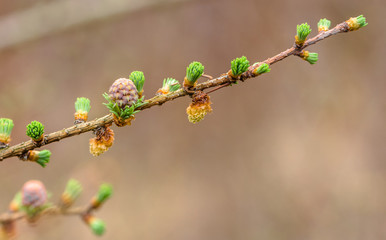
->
90, 183, 113, 209
61, 179, 83, 208
74, 97, 91, 124
83, 215, 106, 236
346, 15, 368, 31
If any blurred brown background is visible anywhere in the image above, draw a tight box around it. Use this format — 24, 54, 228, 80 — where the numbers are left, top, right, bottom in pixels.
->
0, 0, 385, 239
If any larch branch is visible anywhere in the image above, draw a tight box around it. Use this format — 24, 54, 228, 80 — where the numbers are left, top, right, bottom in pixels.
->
0, 21, 352, 161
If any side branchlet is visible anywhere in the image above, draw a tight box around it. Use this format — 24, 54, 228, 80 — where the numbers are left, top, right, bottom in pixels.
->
300, 51, 319, 64
3, 180, 112, 237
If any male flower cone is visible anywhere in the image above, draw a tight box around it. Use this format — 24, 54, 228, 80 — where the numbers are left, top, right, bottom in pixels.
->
186, 91, 213, 124
89, 127, 115, 156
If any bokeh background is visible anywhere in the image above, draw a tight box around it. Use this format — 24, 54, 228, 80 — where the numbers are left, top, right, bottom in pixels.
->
0, 0, 385, 239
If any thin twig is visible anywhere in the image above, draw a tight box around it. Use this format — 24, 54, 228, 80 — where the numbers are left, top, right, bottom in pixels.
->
0, 206, 87, 224
0, 21, 350, 161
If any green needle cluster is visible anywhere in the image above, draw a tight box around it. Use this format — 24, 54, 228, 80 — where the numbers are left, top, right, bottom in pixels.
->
346, 15, 368, 31
296, 23, 312, 45
75, 97, 91, 113
231, 56, 250, 77
164, 78, 181, 92
95, 183, 113, 204
90, 218, 106, 236
254, 63, 271, 75
355, 15, 368, 28
318, 18, 331, 31
35, 150, 51, 168
26, 121, 45, 141
0, 118, 14, 144
129, 71, 145, 93
305, 52, 319, 64
63, 179, 83, 203
185, 61, 204, 85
